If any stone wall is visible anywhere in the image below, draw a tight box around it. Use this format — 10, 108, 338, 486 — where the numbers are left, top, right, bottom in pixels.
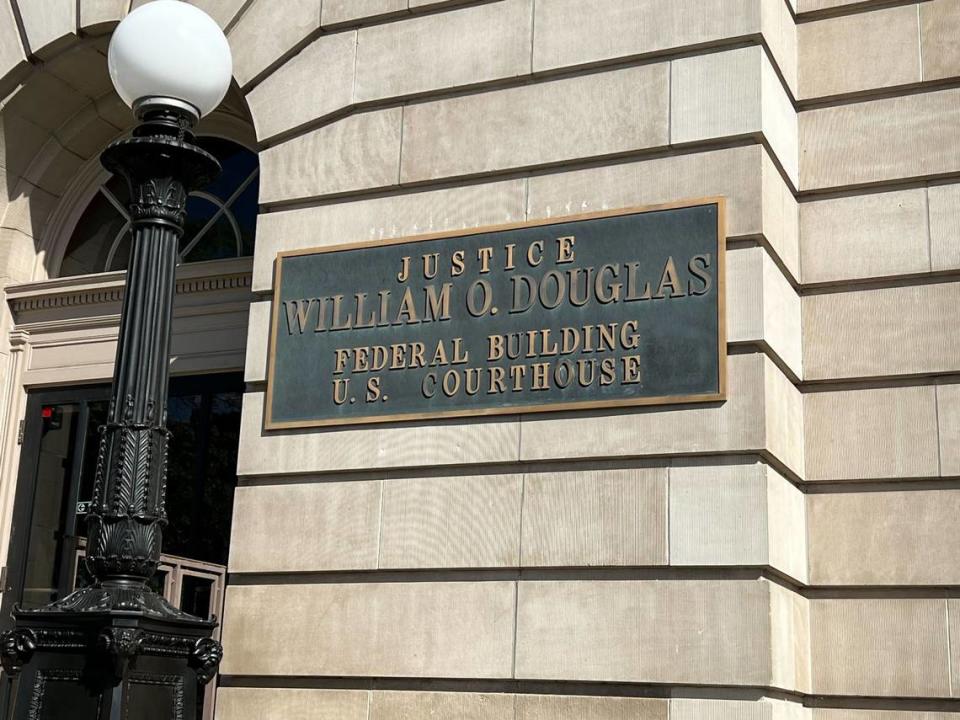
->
0, 0, 959, 718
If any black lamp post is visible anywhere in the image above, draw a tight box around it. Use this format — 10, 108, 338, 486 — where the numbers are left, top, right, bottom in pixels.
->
0, 3, 232, 718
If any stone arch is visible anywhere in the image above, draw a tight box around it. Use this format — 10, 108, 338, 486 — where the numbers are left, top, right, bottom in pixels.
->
0, 32, 256, 284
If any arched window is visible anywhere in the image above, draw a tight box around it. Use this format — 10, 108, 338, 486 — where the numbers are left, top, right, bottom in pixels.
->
59, 136, 258, 277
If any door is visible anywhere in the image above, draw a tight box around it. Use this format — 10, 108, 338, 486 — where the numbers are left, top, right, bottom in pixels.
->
1, 374, 242, 720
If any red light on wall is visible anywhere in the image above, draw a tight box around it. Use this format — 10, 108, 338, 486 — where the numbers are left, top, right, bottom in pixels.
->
41, 406, 54, 419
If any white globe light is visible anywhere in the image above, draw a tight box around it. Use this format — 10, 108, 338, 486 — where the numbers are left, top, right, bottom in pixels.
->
108, 0, 232, 118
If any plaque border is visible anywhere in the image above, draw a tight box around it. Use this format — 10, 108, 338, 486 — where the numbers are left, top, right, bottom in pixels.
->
264, 197, 727, 430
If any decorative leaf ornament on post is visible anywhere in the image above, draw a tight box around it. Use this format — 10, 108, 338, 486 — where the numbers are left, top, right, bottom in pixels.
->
0, 3, 233, 718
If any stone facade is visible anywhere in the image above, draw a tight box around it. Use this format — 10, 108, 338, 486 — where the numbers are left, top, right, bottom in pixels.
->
0, 0, 959, 718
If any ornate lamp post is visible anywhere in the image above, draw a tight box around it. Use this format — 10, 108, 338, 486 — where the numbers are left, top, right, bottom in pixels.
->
1, 3, 232, 717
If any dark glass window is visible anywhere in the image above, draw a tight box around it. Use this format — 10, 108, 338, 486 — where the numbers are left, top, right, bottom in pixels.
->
59, 137, 258, 277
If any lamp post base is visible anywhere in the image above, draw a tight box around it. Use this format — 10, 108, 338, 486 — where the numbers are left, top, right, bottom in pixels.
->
2, 590, 221, 720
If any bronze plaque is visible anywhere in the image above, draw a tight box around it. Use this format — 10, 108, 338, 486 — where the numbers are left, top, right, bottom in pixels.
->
266, 199, 726, 429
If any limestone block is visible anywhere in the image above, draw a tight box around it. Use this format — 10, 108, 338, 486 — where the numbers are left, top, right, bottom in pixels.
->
220, 581, 516, 676
215, 688, 369, 720
370, 691, 514, 720
246, 31, 357, 142
78, 0, 126, 33
519, 354, 803, 479
228, 480, 381, 573
0, 228, 38, 284
0, 1, 27, 86
804, 386, 939, 481
803, 283, 960, 380
355, 0, 531, 103
228, 0, 321, 87
937, 383, 960, 476
2, 72, 89, 134
669, 461, 807, 583
526, 145, 800, 282
45, 45, 113, 101
399, 64, 669, 184
188, 0, 248, 29
237, 391, 520, 475
516, 695, 667, 720
243, 300, 269, 383
1, 180, 58, 239
761, 0, 799, 94
22, 137, 85, 196
808, 488, 960, 585
520, 467, 667, 567
673, 699, 810, 720
950, 599, 960, 695
532, 0, 797, 91
800, 189, 930, 283
322, 0, 406, 27
921, 0, 960, 81
378, 474, 522, 569
15, 0, 76, 57
929, 183, 960, 272
798, 5, 921, 99
800, 88, 960, 190
251, 178, 526, 292
815, 712, 958, 720
259, 108, 401, 203
515, 579, 772, 685
727, 246, 802, 378
810, 599, 951, 697
769, 583, 811, 692
671, 47, 798, 187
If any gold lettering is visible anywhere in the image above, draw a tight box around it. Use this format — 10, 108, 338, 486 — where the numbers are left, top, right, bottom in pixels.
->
598, 323, 618, 352
568, 267, 592, 306
624, 262, 651, 301
622, 355, 642, 384
488, 367, 506, 394
390, 344, 406, 370
366, 376, 382, 401
397, 256, 410, 283
431, 340, 449, 367
556, 235, 575, 263
284, 298, 315, 335
510, 364, 527, 391
442, 370, 461, 397
577, 359, 596, 387
595, 264, 622, 304
354, 292, 376, 328
452, 337, 469, 364
353, 346, 370, 373
554, 360, 574, 388
331, 294, 354, 330
620, 319, 640, 350
394, 287, 419, 324
371, 346, 388, 371
314, 298, 331, 332
451, 250, 465, 276
332, 378, 349, 405
540, 329, 559, 356
477, 246, 494, 273
531, 362, 550, 391
334, 348, 351, 374
466, 279, 493, 317
504, 243, 517, 270
688, 254, 713, 295
653, 256, 685, 299
464, 368, 481, 395
510, 275, 535, 313
561, 327, 580, 354
539, 270, 565, 309
423, 252, 439, 280
527, 240, 544, 267
424, 282, 453, 322
410, 342, 426, 368
488, 335, 505, 361
422, 372, 437, 398
600, 357, 616, 385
